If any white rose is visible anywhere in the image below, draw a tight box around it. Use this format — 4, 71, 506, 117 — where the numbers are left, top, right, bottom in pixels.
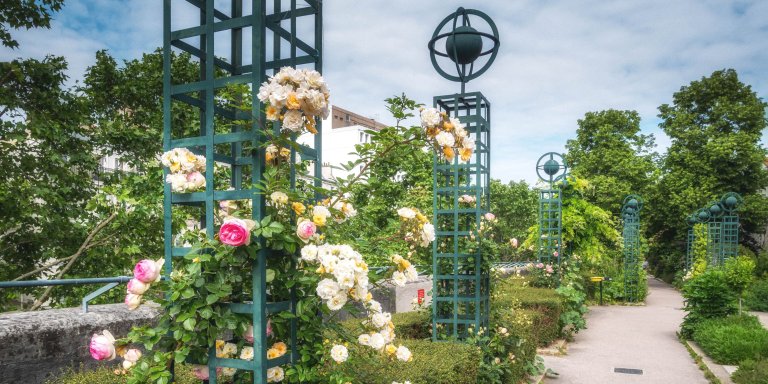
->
368, 332, 385, 350
313, 205, 331, 219
380, 328, 395, 343
462, 136, 475, 150
435, 131, 455, 147
420, 223, 436, 247
270, 191, 288, 205
371, 312, 391, 329
358, 333, 371, 346
420, 107, 441, 128
281, 109, 303, 132
450, 117, 465, 131
367, 300, 382, 314
404, 266, 418, 282
165, 173, 188, 192
222, 343, 238, 357
316, 278, 341, 300
330, 344, 348, 363
327, 291, 348, 311
397, 208, 416, 219
392, 271, 407, 287
240, 346, 254, 360
301, 244, 318, 262
396, 345, 412, 362
267, 366, 284, 383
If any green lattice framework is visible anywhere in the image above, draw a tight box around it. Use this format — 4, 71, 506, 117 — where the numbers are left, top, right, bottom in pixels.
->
432, 92, 491, 341
621, 195, 642, 302
684, 192, 742, 270
719, 192, 742, 263
706, 216, 722, 266
535, 153, 568, 266
163, 1, 322, 382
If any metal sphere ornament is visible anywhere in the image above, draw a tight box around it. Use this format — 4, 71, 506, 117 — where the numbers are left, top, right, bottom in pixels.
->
696, 208, 711, 223
686, 214, 698, 226
428, 7, 500, 92
622, 194, 644, 213
536, 152, 568, 186
720, 192, 743, 213
708, 202, 723, 218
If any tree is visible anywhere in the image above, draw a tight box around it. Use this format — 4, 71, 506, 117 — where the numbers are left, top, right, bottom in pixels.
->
0, 49, 200, 310
565, 109, 658, 215
488, 179, 538, 259
0, 0, 64, 49
647, 69, 768, 280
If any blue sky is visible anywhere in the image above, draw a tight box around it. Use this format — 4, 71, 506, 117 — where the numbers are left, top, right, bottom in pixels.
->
3, 0, 767, 184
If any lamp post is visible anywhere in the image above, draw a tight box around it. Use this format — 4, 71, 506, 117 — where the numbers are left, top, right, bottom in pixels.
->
428, 7, 499, 341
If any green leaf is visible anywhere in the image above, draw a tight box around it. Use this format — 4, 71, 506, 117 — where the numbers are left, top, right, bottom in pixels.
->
183, 318, 196, 331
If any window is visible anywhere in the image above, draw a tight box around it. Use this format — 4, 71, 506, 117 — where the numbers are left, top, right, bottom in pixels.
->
345, 114, 350, 122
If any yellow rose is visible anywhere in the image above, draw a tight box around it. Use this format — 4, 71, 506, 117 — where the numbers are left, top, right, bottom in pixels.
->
267, 348, 280, 359
305, 118, 318, 134
385, 344, 397, 356
313, 214, 327, 226
460, 147, 472, 162
443, 146, 455, 162
273, 342, 288, 355
266, 105, 279, 121
292, 202, 306, 215
286, 93, 301, 110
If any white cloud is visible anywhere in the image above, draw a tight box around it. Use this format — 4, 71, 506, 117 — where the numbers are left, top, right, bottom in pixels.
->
3, 0, 766, 184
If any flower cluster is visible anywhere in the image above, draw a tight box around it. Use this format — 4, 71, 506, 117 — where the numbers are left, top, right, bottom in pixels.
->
161, 148, 207, 193
302, 244, 369, 310
390, 254, 419, 287
89, 330, 141, 373
396, 207, 435, 248
186, 340, 286, 381
420, 107, 475, 163
266, 144, 292, 164
125, 258, 164, 310
257, 67, 330, 134
458, 194, 476, 206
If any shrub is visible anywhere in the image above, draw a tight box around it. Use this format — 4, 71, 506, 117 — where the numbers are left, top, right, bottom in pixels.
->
48, 364, 198, 384
692, 315, 768, 365
732, 359, 768, 384
681, 268, 737, 338
745, 278, 768, 312
493, 283, 564, 345
390, 311, 431, 339
331, 339, 481, 384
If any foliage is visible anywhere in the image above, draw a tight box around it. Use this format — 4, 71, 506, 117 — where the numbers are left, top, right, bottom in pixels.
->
681, 268, 737, 338
0, 0, 63, 49
692, 315, 768, 365
745, 278, 768, 312
488, 179, 538, 260
338, 95, 433, 267
732, 359, 768, 384
556, 261, 589, 338
493, 276, 564, 345
688, 224, 709, 278
0, 49, 200, 310
47, 364, 199, 384
724, 256, 755, 313
647, 69, 768, 279
565, 109, 658, 214
327, 339, 481, 384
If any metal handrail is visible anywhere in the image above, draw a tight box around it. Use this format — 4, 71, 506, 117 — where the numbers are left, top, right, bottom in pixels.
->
0, 276, 132, 313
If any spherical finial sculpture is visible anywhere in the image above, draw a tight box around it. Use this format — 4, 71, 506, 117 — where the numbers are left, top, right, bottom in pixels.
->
622, 195, 644, 214
428, 7, 500, 91
720, 192, 742, 213
697, 208, 711, 222
536, 152, 568, 186
708, 202, 723, 217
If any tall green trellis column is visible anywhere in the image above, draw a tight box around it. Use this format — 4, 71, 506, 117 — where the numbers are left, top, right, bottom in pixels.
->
705, 201, 724, 266
719, 192, 742, 263
427, 7, 499, 341
162, 1, 322, 382
621, 195, 642, 302
535, 153, 568, 266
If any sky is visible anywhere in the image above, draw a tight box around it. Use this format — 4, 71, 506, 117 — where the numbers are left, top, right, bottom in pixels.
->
2, 0, 767, 184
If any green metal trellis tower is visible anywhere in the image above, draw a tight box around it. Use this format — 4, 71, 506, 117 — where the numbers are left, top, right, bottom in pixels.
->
719, 192, 742, 264
427, 7, 499, 341
705, 201, 724, 267
621, 195, 642, 302
535, 152, 568, 266
163, 1, 322, 382
685, 214, 697, 271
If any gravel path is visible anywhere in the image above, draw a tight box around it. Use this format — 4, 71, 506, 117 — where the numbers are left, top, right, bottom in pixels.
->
542, 277, 707, 384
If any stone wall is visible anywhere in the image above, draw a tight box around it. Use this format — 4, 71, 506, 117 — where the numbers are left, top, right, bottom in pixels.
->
0, 303, 160, 384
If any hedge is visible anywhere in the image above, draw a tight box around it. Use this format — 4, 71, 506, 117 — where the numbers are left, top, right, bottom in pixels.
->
732, 359, 768, 384
48, 364, 198, 384
692, 315, 768, 365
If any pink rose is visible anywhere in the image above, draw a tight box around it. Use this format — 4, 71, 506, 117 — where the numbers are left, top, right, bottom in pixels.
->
219, 218, 254, 247
296, 220, 317, 243
244, 320, 272, 343
553, 251, 559, 258
536, 263, 544, 269
545, 265, 554, 274
484, 212, 496, 221
186, 171, 206, 189
510, 238, 518, 248
124, 348, 142, 363
126, 278, 149, 295
125, 293, 142, 310
89, 330, 116, 361
191, 365, 209, 380
134, 259, 164, 283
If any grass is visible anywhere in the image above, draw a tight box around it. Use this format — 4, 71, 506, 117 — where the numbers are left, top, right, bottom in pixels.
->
692, 315, 768, 365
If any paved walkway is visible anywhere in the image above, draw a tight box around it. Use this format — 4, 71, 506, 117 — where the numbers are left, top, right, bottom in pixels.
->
542, 277, 707, 384
751, 311, 768, 329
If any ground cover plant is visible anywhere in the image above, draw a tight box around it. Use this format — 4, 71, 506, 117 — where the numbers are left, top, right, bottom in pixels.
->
692, 315, 768, 365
